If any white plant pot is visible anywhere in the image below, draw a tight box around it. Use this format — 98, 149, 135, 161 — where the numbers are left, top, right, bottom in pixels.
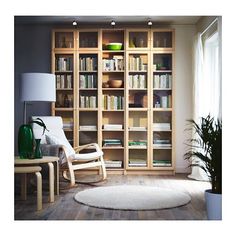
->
205, 189, 222, 220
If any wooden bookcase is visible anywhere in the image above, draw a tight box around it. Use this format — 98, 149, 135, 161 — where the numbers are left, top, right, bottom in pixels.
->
52, 28, 175, 175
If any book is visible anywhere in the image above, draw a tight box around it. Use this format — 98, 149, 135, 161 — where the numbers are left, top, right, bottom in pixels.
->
129, 126, 147, 131
103, 124, 123, 130
79, 125, 97, 131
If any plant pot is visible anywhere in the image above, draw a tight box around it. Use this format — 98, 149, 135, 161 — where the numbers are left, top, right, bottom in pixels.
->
205, 189, 222, 220
18, 124, 34, 159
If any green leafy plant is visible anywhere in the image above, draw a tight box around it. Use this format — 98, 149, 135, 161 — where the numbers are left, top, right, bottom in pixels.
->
184, 115, 222, 194
29, 118, 49, 135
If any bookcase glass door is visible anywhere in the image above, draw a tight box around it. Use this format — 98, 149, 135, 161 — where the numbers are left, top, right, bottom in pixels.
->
79, 32, 98, 48
55, 32, 74, 49
153, 31, 172, 49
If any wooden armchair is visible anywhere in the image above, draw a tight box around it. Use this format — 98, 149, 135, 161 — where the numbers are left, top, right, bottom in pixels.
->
31, 116, 107, 187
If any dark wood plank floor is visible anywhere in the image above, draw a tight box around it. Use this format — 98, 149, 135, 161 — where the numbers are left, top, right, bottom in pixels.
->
14, 174, 210, 220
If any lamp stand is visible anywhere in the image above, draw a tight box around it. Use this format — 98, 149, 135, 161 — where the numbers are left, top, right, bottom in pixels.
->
23, 101, 27, 124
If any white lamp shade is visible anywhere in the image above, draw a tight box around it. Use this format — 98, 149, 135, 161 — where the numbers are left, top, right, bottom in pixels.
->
21, 73, 56, 102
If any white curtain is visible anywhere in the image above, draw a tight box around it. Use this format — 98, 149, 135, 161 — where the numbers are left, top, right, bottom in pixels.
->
188, 27, 221, 181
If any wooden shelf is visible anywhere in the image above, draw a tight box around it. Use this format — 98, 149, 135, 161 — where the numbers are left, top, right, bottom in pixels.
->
79, 108, 98, 111
102, 88, 124, 91
54, 108, 74, 111
102, 70, 125, 73
153, 108, 172, 111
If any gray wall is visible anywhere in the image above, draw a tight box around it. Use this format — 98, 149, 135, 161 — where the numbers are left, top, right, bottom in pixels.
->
14, 23, 196, 173
14, 24, 53, 154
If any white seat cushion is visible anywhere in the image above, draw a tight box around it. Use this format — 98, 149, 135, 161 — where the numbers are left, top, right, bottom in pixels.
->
74, 151, 103, 161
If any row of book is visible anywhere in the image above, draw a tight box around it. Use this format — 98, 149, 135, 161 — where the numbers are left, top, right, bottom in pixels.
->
104, 160, 171, 168
103, 139, 122, 147
102, 55, 124, 71
79, 74, 97, 88
102, 95, 124, 110
56, 57, 73, 71
154, 95, 172, 108
128, 159, 171, 167
153, 74, 172, 89
103, 124, 123, 130
128, 74, 146, 89
153, 160, 171, 167
129, 56, 148, 71
153, 139, 171, 148
80, 96, 97, 108
129, 159, 147, 167
56, 74, 73, 89
79, 57, 97, 71
105, 160, 123, 168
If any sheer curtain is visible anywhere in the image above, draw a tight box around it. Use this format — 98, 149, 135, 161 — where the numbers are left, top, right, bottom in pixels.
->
188, 21, 221, 181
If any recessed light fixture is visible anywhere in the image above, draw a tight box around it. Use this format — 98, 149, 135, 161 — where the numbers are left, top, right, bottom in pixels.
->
111, 20, 116, 26
147, 20, 152, 26
72, 20, 77, 26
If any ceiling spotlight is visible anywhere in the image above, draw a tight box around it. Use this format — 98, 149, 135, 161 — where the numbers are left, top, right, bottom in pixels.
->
72, 21, 77, 26
111, 20, 116, 26
147, 20, 152, 26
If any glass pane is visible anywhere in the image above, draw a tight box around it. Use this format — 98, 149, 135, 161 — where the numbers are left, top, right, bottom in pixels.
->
79, 32, 98, 48
153, 32, 172, 48
55, 32, 74, 48
129, 32, 148, 48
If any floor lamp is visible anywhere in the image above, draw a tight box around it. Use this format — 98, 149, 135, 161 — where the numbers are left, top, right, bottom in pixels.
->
21, 73, 56, 124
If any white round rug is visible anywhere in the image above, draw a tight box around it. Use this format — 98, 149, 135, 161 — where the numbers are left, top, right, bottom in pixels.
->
74, 185, 191, 210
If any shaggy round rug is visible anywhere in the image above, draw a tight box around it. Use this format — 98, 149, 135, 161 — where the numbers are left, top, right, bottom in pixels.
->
74, 185, 191, 210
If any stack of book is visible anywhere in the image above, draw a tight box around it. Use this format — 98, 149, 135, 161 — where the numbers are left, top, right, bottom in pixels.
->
153, 160, 171, 167
105, 160, 123, 168
79, 125, 97, 131
129, 127, 147, 131
103, 124, 123, 130
128, 141, 147, 148
63, 118, 73, 130
153, 139, 171, 148
153, 123, 171, 131
103, 139, 122, 147
129, 159, 147, 167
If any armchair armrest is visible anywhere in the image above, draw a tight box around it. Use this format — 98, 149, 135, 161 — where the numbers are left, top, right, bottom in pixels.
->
74, 143, 101, 153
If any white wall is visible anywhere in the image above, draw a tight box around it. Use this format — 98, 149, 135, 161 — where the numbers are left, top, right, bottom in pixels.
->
172, 24, 196, 173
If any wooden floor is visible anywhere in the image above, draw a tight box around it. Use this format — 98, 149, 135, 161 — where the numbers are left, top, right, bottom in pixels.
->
14, 174, 210, 220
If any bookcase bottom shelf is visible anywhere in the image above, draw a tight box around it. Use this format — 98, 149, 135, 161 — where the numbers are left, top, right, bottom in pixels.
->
73, 169, 175, 176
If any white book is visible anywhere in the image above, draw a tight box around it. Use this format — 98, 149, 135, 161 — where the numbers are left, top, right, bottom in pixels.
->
129, 126, 147, 131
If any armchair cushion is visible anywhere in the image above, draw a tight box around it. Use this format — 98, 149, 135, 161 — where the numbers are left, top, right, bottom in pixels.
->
45, 134, 75, 159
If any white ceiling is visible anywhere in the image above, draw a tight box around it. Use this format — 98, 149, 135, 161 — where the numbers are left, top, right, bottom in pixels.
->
15, 15, 201, 25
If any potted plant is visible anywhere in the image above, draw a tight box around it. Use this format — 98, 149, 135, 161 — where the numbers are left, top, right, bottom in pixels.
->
18, 118, 48, 159
184, 115, 222, 220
